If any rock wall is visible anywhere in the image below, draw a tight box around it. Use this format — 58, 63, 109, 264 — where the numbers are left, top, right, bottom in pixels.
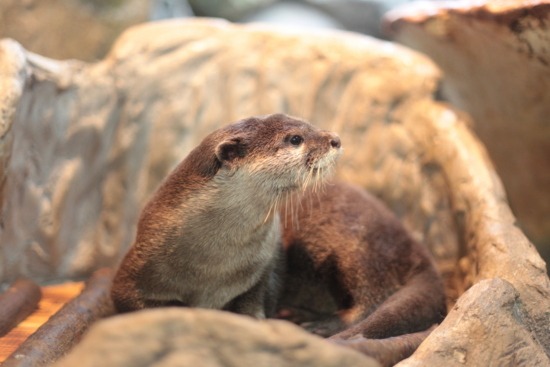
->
385, 0, 550, 262
1, 18, 548, 365
0, 40, 146, 282
0, 19, 461, 289
0, 0, 149, 61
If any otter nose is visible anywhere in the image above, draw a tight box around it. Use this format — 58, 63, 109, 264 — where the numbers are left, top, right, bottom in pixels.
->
330, 136, 341, 149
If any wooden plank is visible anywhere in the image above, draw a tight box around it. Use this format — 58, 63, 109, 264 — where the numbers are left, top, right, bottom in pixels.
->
0, 279, 42, 337
3, 268, 115, 367
0, 281, 84, 361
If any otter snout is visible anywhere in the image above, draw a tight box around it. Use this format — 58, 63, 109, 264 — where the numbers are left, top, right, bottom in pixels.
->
329, 134, 341, 149
304, 130, 342, 174
321, 131, 342, 150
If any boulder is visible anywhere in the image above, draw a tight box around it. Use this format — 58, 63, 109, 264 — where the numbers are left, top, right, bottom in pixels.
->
0, 18, 548, 365
0, 0, 149, 61
385, 0, 550, 261
53, 308, 380, 367
0, 18, 460, 290
397, 278, 549, 366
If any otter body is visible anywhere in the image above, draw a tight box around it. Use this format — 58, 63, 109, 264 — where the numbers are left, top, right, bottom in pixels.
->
111, 114, 341, 317
279, 182, 446, 340
111, 113, 446, 363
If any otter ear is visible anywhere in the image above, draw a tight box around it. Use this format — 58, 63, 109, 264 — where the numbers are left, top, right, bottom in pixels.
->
215, 138, 247, 163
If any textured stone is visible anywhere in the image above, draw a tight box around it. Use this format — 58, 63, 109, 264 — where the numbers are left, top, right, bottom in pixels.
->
0, 19, 461, 290
385, 0, 550, 261
0, 40, 144, 282
394, 97, 550, 360
396, 278, 549, 366
0, 18, 549, 365
53, 308, 380, 367
0, 0, 149, 61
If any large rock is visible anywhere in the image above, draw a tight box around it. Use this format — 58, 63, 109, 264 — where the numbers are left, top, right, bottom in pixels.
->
0, 18, 548, 365
53, 308, 380, 367
385, 0, 550, 262
0, 40, 144, 281
0, 0, 149, 61
397, 278, 549, 366
0, 18, 460, 290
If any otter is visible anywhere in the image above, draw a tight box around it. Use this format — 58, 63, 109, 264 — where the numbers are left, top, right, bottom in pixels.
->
111, 113, 446, 364
111, 113, 342, 316
278, 183, 447, 340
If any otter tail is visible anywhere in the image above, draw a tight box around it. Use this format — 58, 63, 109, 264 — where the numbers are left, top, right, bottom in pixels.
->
327, 269, 446, 365
331, 326, 436, 367
332, 265, 446, 340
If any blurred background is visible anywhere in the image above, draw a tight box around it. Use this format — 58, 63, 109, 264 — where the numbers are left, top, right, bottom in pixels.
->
1, 0, 548, 271
0, 0, 439, 61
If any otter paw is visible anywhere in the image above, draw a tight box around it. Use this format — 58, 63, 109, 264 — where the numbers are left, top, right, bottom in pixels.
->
300, 319, 346, 337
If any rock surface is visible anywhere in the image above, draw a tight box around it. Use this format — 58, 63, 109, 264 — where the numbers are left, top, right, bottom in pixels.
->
0, 19, 461, 291
393, 97, 550, 363
1, 18, 549, 366
397, 278, 549, 367
53, 308, 380, 367
0, 0, 149, 61
0, 0, 459, 63
385, 0, 550, 262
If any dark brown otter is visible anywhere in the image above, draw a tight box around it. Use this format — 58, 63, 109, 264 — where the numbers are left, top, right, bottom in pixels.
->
278, 182, 446, 340
111, 113, 341, 317
111, 113, 446, 365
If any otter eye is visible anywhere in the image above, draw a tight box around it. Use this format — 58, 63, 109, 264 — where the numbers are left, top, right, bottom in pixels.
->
289, 135, 304, 146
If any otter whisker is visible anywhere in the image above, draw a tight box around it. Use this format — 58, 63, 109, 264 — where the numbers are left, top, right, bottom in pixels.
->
315, 166, 322, 193
302, 170, 311, 192
312, 168, 318, 193
304, 165, 315, 192
263, 202, 273, 224
307, 166, 314, 189
284, 194, 292, 228
292, 191, 300, 230
302, 168, 310, 191
264, 189, 281, 224
290, 195, 300, 229
275, 192, 282, 212
322, 166, 329, 188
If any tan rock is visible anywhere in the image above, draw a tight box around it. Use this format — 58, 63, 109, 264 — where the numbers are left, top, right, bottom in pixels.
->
54, 308, 380, 367
0, 0, 149, 61
385, 0, 550, 258
397, 278, 549, 367
0, 19, 461, 288
395, 97, 550, 359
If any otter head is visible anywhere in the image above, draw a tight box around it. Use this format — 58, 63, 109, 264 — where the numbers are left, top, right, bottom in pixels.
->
212, 113, 341, 198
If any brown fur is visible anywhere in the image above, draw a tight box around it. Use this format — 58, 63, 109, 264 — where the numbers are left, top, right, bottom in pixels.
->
111, 113, 446, 364
111, 113, 341, 317
278, 183, 446, 340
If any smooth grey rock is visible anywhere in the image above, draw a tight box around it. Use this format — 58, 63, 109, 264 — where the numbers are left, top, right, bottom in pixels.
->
53, 308, 380, 367
241, 1, 345, 30
188, 0, 277, 20
150, 0, 194, 20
